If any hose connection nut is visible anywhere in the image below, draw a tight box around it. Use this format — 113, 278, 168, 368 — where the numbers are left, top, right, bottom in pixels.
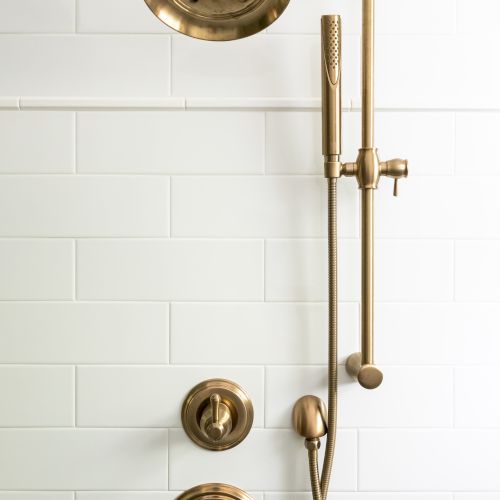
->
304, 437, 321, 451
324, 157, 342, 178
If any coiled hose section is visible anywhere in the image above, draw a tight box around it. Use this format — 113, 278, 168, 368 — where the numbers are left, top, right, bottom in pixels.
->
307, 177, 339, 500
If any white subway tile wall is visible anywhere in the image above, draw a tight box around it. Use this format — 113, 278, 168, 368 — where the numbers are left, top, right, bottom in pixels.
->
0, 112, 75, 173
0, 36, 171, 97
169, 429, 357, 491
0, 0, 75, 33
77, 0, 172, 33
0, 0, 499, 499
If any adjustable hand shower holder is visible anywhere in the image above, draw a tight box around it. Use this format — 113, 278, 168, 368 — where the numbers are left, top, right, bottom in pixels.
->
318, 2, 408, 392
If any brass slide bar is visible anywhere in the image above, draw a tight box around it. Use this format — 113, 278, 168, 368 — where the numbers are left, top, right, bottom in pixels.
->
362, 0, 375, 149
344, 0, 408, 389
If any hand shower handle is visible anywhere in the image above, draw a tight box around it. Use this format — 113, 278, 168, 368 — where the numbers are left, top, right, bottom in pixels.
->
321, 15, 342, 167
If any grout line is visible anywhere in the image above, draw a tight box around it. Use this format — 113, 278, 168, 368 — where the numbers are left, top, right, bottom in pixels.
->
166, 428, 170, 490
0, 173, 494, 179
452, 240, 457, 302
263, 111, 268, 174
452, 366, 457, 428
263, 366, 268, 428
5, 425, 495, 431
73, 112, 78, 174
263, 239, 267, 301
0, 298, 475, 304
0, 233, 491, 240
355, 428, 360, 492
0, 298, 495, 305
74, 366, 78, 427
0, 235, 498, 241
168, 35, 173, 97
74, 0, 78, 33
1, 362, 499, 369
167, 302, 172, 364
73, 240, 77, 301
452, 111, 457, 175
168, 176, 172, 237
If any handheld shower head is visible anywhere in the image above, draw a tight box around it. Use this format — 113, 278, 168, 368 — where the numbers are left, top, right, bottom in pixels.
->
321, 15, 342, 166
144, 0, 290, 41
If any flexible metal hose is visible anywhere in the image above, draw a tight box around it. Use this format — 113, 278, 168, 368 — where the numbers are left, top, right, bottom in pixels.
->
306, 177, 338, 500
307, 443, 323, 500
320, 177, 339, 499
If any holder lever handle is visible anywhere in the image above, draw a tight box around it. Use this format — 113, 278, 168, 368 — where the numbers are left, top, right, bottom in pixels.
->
381, 158, 408, 197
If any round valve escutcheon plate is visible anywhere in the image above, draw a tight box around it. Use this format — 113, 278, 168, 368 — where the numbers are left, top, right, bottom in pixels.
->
181, 378, 254, 451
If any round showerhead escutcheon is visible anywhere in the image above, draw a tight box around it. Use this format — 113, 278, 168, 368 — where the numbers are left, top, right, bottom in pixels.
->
144, 0, 290, 40
177, 483, 254, 500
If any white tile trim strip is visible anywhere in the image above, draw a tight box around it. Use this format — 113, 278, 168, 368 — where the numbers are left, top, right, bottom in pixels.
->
19, 97, 186, 111
0, 97, 499, 111
0, 97, 20, 109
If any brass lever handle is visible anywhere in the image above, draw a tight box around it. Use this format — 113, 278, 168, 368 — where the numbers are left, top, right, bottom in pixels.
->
211, 393, 221, 423
206, 393, 224, 440
204, 393, 231, 442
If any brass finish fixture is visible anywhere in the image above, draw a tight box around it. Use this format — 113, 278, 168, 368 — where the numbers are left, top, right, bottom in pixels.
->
292, 396, 328, 440
294, 16, 342, 500
342, 0, 408, 390
321, 15, 342, 179
345, 351, 383, 390
296, 3, 408, 499
177, 483, 253, 500
143, 0, 290, 41
181, 379, 253, 451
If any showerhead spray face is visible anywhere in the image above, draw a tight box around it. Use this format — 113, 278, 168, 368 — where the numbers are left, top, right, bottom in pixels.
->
321, 15, 342, 164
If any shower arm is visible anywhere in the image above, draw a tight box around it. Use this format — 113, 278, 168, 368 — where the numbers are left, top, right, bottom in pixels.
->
331, 0, 408, 390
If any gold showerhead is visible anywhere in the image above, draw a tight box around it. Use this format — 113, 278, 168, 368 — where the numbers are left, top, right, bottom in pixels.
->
144, 0, 290, 41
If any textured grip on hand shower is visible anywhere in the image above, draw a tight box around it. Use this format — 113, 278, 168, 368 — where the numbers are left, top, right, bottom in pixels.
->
322, 15, 341, 85
321, 15, 342, 160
